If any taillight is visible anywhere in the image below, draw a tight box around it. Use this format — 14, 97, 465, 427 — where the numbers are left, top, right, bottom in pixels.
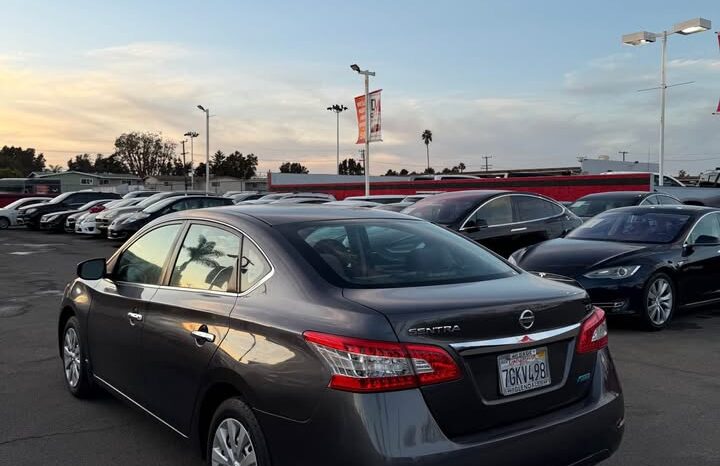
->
90, 206, 106, 213
576, 307, 608, 354
303, 331, 461, 393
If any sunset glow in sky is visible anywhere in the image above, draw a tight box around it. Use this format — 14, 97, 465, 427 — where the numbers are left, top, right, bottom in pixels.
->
1, 0, 719, 174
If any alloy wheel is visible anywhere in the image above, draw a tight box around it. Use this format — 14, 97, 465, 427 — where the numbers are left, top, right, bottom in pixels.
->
0, 217, 9, 229
646, 277, 673, 326
211, 418, 257, 466
63, 327, 81, 388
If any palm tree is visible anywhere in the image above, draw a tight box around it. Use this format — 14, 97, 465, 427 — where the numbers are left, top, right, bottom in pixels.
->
421, 130, 433, 171
48, 164, 63, 173
174, 235, 222, 278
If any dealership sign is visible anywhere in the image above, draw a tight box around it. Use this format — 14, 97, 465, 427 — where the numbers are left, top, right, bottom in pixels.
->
355, 89, 382, 144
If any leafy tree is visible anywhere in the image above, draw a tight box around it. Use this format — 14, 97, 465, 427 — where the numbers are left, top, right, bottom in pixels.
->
194, 162, 207, 178
0, 146, 46, 176
456, 162, 466, 173
221, 152, 258, 178
112, 132, 177, 178
279, 162, 309, 174
423, 167, 435, 175
385, 169, 399, 176
0, 167, 21, 178
421, 129, 433, 171
399, 168, 409, 176
94, 154, 129, 174
338, 158, 364, 175
678, 169, 688, 178
66, 154, 94, 172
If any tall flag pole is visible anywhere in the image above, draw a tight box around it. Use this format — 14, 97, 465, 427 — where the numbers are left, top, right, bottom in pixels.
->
715, 32, 720, 115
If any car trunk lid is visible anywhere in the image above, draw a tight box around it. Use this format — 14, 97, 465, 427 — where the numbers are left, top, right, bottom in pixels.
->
342, 273, 597, 438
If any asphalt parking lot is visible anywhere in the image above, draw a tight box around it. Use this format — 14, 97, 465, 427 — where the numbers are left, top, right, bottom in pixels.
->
1, 229, 719, 466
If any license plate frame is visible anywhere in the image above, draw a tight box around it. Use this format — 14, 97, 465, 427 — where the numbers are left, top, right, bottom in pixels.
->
497, 347, 551, 396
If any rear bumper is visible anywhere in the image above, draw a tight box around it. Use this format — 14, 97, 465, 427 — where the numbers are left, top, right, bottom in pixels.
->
256, 348, 624, 466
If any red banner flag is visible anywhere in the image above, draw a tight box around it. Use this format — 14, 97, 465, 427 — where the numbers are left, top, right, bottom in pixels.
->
715, 98, 720, 115
355, 90, 383, 144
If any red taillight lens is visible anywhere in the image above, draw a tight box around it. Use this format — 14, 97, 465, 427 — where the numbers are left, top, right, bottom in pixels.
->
303, 331, 461, 393
576, 307, 608, 354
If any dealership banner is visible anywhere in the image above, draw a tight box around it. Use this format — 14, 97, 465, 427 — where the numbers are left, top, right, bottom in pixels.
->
355, 89, 382, 144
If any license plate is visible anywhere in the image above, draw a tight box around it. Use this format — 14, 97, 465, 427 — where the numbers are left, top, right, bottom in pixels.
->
497, 347, 551, 396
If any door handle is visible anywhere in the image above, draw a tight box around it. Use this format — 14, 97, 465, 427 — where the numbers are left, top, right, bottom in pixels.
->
191, 327, 216, 344
127, 312, 143, 325
511, 227, 528, 232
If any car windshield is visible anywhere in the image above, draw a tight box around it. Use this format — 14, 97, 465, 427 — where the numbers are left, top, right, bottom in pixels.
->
403, 198, 478, 225
567, 211, 691, 243
279, 219, 516, 288
569, 198, 638, 217
77, 201, 104, 211
144, 197, 183, 213
47, 192, 73, 204
5, 198, 48, 209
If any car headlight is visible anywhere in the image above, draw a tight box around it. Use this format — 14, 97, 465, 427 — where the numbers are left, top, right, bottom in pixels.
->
583, 265, 641, 280
25, 208, 37, 215
44, 214, 58, 222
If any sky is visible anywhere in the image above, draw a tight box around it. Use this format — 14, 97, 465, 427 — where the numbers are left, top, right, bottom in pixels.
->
1, 0, 719, 175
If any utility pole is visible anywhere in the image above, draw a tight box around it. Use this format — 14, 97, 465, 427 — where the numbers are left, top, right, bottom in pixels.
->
184, 131, 199, 190
180, 139, 188, 191
350, 64, 375, 195
618, 150, 629, 162
481, 155, 493, 172
197, 106, 210, 194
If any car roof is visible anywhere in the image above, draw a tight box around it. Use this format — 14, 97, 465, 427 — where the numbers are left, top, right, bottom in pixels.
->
413, 190, 520, 202
171, 204, 420, 226
576, 191, 652, 200
603, 205, 716, 216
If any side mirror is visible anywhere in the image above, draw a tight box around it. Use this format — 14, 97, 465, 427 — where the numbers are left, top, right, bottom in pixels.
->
694, 235, 720, 245
77, 258, 106, 280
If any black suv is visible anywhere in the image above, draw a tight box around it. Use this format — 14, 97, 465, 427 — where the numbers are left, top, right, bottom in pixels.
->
18, 191, 121, 229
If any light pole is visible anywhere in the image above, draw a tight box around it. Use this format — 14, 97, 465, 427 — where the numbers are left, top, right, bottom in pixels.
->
327, 104, 348, 174
622, 18, 711, 186
197, 106, 210, 193
351, 64, 375, 196
184, 131, 199, 190
180, 139, 188, 191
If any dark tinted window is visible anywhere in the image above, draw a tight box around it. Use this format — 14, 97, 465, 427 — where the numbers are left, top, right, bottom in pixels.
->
688, 214, 720, 245
471, 196, 512, 226
640, 195, 659, 206
658, 195, 682, 206
569, 197, 638, 217
170, 224, 240, 291
404, 198, 478, 225
568, 211, 691, 244
240, 238, 272, 292
280, 220, 516, 288
513, 196, 563, 222
115, 224, 182, 284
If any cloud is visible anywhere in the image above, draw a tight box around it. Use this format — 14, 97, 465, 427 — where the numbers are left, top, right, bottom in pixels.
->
1, 44, 719, 177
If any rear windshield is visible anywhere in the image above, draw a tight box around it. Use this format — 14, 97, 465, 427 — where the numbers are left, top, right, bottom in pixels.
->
569, 198, 637, 217
279, 219, 516, 288
403, 198, 477, 225
568, 211, 691, 243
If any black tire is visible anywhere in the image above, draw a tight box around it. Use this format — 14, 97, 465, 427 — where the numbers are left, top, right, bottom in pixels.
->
206, 398, 271, 466
640, 272, 676, 331
61, 316, 95, 398
0, 217, 9, 229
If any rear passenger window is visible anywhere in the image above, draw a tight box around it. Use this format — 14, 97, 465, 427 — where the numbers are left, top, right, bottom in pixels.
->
513, 196, 563, 222
471, 196, 513, 227
170, 224, 240, 291
115, 224, 183, 285
240, 238, 272, 292
640, 196, 659, 206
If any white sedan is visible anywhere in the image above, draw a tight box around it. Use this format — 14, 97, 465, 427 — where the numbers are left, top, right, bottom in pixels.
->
0, 197, 52, 229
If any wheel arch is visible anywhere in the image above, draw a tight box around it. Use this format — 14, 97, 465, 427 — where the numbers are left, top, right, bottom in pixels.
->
57, 306, 76, 358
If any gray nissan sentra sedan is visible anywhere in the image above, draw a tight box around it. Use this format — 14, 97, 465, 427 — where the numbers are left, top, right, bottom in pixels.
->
58, 205, 624, 466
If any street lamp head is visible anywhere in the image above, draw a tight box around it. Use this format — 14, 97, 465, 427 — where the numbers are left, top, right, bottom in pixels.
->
350, 64, 361, 73
197, 105, 206, 112
622, 31, 656, 46
673, 18, 711, 35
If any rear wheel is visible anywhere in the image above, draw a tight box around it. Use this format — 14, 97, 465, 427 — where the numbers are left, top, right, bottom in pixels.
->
641, 273, 675, 330
0, 217, 9, 229
61, 316, 95, 397
207, 398, 270, 466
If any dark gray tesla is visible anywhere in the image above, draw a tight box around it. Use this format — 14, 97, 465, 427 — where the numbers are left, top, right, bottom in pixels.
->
58, 205, 623, 466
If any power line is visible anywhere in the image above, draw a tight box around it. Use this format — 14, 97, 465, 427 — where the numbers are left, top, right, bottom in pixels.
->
618, 150, 629, 162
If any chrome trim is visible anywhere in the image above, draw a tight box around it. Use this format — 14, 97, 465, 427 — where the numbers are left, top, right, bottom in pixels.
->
459, 194, 565, 231
93, 375, 188, 438
108, 217, 275, 297
191, 330, 216, 343
683, 211, 720, 246
450, 323, 581, 355
511, 227, 528, 232
127, 312, 143, 322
